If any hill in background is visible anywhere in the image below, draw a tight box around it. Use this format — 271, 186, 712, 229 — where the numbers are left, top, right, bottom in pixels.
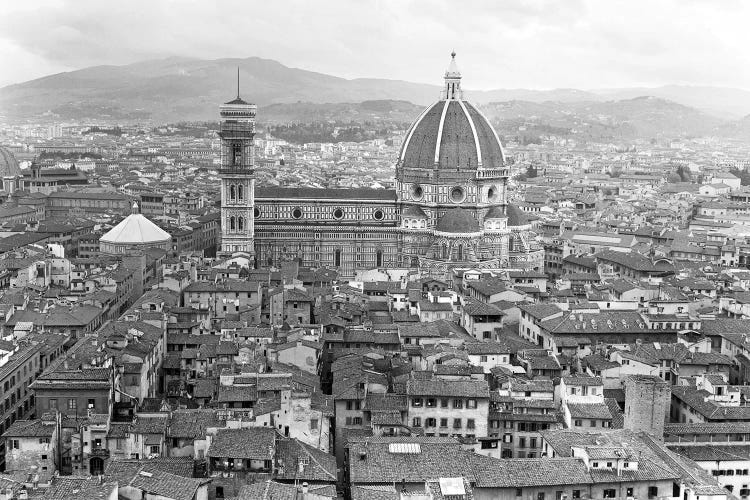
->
1, 56, 749, 142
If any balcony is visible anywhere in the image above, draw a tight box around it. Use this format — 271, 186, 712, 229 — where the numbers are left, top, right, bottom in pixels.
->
476, 168, 509, 179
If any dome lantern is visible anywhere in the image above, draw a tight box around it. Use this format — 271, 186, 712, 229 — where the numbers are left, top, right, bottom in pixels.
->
397, 54, 506, 179
443, 51, 462, 100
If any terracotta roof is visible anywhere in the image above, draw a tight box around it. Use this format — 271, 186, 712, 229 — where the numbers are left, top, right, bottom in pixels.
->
351, 485, 399, 500
217, 384, 257, 402
665, 422, 750, 435
346, 437, 473, 484
42, 477, 117, 500
407, 378, 489, 398
207, 427, 276, 459
463, 297, 505, 317
562, 375, 603, 386
566, 402, 613, 420
2, 419, 55, 438
466, 341, 511, 355
274, 437, 337, 482
238, 481, 336, 500
167, 410, 225, 438
471, 455, 591, 488
671, 445, 750, 462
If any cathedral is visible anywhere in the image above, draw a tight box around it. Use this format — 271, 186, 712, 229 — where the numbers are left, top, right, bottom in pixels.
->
218, 54, 543, 279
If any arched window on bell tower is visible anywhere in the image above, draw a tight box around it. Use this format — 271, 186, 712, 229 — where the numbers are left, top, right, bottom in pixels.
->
237, 184, 244, 202
376, 250, 383, 268
232, 143, 242, 166
441, 243, 448, 259
457, 244, 464, 261
229, 216, 236, 231
238, 217, 244, 231
229, 185, 236, 202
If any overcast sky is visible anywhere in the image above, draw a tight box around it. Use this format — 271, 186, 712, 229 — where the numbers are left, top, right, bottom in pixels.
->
1, 0, 749, 90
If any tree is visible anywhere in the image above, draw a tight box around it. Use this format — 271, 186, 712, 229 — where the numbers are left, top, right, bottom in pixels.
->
730, 168, 750, 186
666, 173, 681, 183
676, 165, 692, 182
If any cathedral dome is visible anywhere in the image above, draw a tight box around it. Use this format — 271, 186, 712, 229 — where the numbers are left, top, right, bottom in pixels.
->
397, 54, 505, 176
435, 208, 480, 234
0, 147, 21, 177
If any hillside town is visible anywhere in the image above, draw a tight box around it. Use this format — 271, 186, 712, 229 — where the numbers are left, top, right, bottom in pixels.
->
3, 54, 750, 500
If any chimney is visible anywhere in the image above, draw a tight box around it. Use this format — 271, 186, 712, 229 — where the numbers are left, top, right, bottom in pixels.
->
302, 482, 309, 495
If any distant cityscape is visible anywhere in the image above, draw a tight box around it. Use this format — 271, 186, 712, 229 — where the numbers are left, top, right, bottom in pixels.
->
1, 47, 750, 500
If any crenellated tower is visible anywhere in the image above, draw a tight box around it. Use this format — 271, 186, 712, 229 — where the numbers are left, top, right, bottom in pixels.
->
218, 72, 256, 262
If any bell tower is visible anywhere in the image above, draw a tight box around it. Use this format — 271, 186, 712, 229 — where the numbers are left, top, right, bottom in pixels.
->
218, 70, 256, 262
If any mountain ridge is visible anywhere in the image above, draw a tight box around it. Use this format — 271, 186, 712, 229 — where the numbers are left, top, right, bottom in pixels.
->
1, 56, 750, 130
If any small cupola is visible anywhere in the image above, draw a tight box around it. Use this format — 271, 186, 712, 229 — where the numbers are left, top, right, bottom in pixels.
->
443, 51, 462, 100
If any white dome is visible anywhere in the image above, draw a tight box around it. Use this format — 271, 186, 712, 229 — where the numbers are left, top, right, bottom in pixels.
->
100, 213, 171, 245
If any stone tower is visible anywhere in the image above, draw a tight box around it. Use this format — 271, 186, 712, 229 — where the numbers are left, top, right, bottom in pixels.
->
218, 72, 256, 262
624, 375, 670, 439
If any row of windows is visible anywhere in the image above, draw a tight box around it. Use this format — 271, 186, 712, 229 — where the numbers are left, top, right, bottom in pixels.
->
515, 487, 658, 500
489, 421, 551, 432
45, 398, 96, 411
254, 206, 388, 221
256, 206, 388, 220
412, 417, 475, 429
256, 230, 395, 240
2, 356, 38, 392
226, 216, 248, 231
411, 397, 478, 409
712, 468, 750, 476
573, 419, 611, 428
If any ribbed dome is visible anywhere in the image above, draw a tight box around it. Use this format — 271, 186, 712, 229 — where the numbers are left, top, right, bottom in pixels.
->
397, 54, 504, 179
398, 101, 504, 174
436, 208, 480, 234
506, 204, 530, 227
0, 147, 21, 177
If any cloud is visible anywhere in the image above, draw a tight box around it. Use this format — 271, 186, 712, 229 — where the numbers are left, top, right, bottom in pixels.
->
0, 0, 749, 90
